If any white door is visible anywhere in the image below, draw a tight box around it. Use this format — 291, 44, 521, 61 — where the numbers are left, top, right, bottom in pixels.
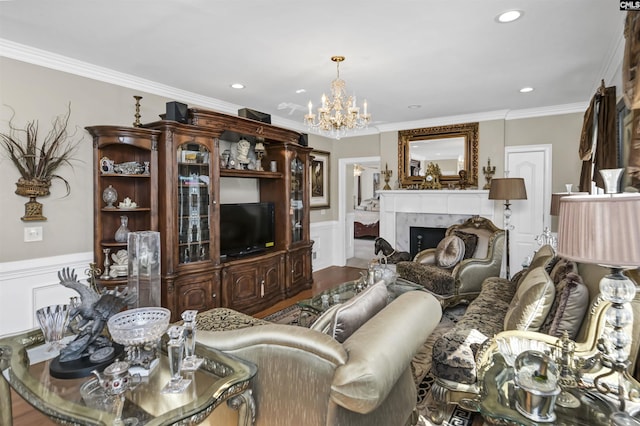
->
505, 145, 551, 276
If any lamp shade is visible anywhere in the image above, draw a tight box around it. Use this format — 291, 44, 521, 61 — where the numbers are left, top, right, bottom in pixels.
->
488, 178, 528, 201
550, 192, 589, 216
556, 193, 640, 267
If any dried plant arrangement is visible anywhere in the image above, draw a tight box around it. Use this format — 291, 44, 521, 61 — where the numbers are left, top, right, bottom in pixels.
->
0, 103, 81, 220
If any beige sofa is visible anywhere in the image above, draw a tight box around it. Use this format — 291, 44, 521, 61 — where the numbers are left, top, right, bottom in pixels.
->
196, 288, 442, 426
426, 245, 640, 423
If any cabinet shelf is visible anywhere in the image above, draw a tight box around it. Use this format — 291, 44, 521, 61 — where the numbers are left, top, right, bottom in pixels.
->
101, 207, 151, 212
100, 173, 151, 178
101, 240, 128, 248
220, 169, 282, 179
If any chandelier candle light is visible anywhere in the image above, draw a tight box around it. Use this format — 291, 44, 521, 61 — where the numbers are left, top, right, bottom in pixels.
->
305, 56, 371, 139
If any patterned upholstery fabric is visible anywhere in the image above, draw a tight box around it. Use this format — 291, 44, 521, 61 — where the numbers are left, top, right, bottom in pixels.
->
431, 277, 516, 384
396, 261, 454, 295
194, 307, 269, 331
453, 230, 479, 260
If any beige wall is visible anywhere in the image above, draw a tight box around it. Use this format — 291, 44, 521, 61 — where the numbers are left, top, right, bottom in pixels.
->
0, 57, 173, 262
0, 57, 585, 262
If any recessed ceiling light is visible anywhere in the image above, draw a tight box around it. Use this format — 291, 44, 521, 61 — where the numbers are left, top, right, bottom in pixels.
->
497, 10, 522, 23
520, 87, 534, 93
296, 89, 306, 94
230, 83, 245, 89
408, 104, 422, 109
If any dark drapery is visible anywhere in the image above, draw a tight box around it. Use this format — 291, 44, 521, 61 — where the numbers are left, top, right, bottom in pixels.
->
623, 12, 640, 190
578, 85, 617, 192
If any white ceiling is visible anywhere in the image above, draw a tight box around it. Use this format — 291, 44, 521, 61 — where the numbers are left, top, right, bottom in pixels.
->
0, 1, 626, 136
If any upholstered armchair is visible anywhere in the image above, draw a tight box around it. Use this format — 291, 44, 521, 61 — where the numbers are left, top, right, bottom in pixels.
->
396, 216, 504, 308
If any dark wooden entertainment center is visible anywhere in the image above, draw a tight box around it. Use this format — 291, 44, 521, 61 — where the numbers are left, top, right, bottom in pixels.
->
87, 108, 313, 320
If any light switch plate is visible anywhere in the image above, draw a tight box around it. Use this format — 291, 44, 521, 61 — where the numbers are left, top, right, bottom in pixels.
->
24, 226, 43, 242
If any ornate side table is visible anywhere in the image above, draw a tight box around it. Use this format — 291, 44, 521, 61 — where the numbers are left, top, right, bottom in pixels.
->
0, 328, 256, 425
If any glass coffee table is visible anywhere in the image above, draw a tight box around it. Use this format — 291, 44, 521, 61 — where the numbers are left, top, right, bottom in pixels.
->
0, 328, 257, 425
296, 277, 425, 326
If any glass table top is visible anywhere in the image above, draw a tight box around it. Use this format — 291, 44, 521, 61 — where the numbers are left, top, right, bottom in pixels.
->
478, 351, 618, 426
0, 328, 256, 425
297, 277, 425, 314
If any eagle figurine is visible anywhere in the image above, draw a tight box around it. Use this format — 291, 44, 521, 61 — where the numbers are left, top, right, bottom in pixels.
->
57, 267, 136, 362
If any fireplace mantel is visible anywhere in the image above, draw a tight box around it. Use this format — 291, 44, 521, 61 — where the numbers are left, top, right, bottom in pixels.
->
378, 190, 496, 250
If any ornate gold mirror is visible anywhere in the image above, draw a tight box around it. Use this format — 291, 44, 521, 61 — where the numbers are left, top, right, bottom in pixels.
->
398, 122, 478, 188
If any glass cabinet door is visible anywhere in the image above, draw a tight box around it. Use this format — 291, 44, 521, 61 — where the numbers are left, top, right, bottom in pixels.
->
290, 156, 304, 243
177, 143, 211, 264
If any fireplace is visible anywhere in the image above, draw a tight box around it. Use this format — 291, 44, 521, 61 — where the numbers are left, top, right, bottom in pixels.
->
378, 190, 495, 253
409, 226, 447, 258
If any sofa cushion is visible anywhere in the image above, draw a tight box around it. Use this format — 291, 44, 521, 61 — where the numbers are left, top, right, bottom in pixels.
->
504, 266, 555, 331
396, 262, 454, 295
541, 272, 589, 339
435, 235, 466, 268
331, 281, 388, 343
453, 230, 479, 259
549, 258, 579, 284
431, 279, 514, 385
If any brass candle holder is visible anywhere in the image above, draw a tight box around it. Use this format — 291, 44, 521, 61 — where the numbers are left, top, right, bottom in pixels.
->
482, 158, 496, 190
381, 163, 393, 190
133, 95, 143, 127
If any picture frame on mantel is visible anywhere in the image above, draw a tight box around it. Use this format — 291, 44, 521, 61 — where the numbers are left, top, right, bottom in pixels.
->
310, 150, 330, 209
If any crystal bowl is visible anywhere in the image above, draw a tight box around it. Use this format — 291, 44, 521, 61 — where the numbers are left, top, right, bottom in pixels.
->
107, 307, 170, 346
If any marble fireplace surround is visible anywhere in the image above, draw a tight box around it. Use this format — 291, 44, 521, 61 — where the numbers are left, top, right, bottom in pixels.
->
378, 190, 496, 252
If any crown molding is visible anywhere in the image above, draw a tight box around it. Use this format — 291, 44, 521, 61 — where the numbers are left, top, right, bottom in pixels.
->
0, 38, 596, 137
0, 38, 241, 115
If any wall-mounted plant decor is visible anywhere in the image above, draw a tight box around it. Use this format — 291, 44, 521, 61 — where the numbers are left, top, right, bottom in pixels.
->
0, 104, 80, 221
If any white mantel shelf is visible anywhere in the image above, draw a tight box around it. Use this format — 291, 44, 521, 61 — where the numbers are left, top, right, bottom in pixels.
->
378, 189, 496, 248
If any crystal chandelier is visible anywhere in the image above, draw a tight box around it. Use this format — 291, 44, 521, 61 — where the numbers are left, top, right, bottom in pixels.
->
305, 56, 371, 139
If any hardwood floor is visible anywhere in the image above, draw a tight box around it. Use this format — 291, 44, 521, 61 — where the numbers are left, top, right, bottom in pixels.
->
7, 265, 364, 426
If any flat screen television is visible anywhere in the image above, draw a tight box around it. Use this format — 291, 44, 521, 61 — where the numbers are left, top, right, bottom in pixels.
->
219, 202, 275, 258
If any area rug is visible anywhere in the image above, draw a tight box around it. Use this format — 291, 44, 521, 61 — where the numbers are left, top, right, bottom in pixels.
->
264, 302, 478, 426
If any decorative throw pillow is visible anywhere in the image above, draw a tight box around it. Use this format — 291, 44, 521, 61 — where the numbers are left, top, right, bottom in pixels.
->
527, 245, 555, 270
331, 281, 388, 343
549, 258, 578, 285
435, 235, 466, 269
309, 303, 343, 334
541, 273, 589, 339
453, 230, 479, 259
504, 266, 555, 331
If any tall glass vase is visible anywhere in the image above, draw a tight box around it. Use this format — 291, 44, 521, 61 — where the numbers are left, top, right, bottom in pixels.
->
127, 231, 161, 308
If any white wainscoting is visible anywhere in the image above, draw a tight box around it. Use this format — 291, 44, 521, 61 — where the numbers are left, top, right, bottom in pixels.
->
310, 220, 341, 271
0, 251, 92, 336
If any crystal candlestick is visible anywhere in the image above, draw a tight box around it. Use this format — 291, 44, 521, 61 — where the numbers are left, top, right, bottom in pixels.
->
162, 325, 191, 393
181, 310, 204, 371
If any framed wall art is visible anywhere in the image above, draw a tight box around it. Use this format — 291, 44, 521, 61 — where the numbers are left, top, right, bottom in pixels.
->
310, 150, 330, 209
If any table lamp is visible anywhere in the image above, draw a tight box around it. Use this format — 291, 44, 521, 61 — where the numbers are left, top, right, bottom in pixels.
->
488, 177, 527, 279
556, 191, 640, 412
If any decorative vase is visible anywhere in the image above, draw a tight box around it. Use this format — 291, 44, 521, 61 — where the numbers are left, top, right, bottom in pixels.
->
599, 168, 624, 194
15, 178, 51, 221
114, 215, 130, 243
102, 185, 118, 208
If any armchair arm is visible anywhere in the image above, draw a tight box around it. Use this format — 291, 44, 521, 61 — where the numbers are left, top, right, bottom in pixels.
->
453, 231, 504, 295
414, 248, 436, 264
